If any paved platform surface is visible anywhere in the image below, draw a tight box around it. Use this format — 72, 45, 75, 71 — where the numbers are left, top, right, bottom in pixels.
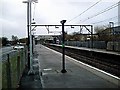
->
19, 66, 42, 89
19, 49, 42, 89
36, 44, 119, 88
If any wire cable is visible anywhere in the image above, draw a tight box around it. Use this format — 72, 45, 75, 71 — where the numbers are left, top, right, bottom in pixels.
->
81, 2, 119, 23
67, 0, 102, 23
92, 16, 118, 24
114, 21, 120, 25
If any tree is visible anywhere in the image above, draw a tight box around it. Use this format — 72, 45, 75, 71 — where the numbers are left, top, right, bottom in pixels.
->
94, 26, 105, 34
2, 37, 9, 46
94, 25, 112, 41
12, 35, 18, 41
11, 35, 18, 45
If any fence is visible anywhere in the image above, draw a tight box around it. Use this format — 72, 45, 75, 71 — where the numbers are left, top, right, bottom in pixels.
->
65, 41, 120, 51
65, 41, 106, 49
107, 41, 120, 51
1, 47, 27, 89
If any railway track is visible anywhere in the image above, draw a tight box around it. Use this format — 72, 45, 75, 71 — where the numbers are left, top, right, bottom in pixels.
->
45, 44, 120, 78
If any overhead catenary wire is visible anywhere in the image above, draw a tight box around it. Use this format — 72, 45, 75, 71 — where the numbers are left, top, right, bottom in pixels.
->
92, 16, 118, 24
67, 0, 102, 24
94, 21, 120, 29
80, 2, 119, 23
114, 21, 120, 25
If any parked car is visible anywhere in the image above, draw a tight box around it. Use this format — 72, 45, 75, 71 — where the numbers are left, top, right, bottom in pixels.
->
13, 44, 24, 50
6, 44, 11, 46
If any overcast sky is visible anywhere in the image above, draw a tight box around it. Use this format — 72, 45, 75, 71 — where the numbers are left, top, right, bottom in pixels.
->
0, 0, 119, 40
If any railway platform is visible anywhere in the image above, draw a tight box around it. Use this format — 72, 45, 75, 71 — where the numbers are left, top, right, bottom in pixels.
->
34, 44, 119, 88
19, 44, 120, 89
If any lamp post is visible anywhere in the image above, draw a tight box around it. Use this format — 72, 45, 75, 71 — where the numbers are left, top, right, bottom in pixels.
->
60, 20, 67, 73
23, 0, 30, 69
23, 0, 38, 75
28, 1, 34, 74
